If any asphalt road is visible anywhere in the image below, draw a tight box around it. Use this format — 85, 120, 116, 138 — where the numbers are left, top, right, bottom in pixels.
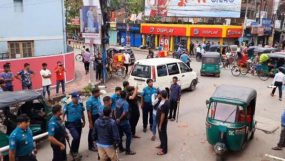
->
37, 49, 285, 161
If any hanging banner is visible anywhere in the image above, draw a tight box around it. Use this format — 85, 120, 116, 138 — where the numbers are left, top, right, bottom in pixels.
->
144, 0, 242, 18
80, 6, 101, 44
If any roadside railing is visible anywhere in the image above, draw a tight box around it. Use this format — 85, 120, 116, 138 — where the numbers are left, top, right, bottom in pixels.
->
0, 132, 48, 161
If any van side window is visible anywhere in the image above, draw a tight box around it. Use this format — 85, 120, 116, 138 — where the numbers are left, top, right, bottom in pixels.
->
157, 65, 168, 77
167, 63, 180, 75
179, 62, 191, 73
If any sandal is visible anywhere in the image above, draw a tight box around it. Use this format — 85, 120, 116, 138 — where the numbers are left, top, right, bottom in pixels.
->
155, 145, 162, 149
157, 151, 166, 155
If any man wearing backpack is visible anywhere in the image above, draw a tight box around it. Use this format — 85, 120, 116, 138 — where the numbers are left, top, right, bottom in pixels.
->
114, 91, 136, 155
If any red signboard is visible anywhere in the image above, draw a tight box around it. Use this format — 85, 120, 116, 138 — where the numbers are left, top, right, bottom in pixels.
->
190, 28, 222, 37
141, 26, 187, 36
227, 29, 242, 38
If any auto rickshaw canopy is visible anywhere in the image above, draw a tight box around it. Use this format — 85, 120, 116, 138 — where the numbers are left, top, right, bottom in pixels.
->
0, 91, 42, 109
268, 52, 285, 59
210, 85, 257, 107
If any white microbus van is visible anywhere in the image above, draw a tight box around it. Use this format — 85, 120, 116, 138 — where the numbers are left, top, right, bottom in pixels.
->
128, 58, 198, 93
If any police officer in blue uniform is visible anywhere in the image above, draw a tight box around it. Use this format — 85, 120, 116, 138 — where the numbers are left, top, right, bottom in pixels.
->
86, 88, 102, 151
9, 114, 37, 161
115, 91, 136, 155
141, 79, 157, 132
63, 92, 86, 157
48, 105, 68, 161
111, 87, 122, 110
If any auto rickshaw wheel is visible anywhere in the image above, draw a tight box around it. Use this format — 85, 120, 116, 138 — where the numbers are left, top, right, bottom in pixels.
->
231, 66, 241, 77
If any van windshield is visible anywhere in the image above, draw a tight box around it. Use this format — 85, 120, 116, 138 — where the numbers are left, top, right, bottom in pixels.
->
131, 64, 151, 78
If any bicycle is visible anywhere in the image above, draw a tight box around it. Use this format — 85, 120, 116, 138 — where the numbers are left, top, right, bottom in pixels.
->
231, 61, 270, 81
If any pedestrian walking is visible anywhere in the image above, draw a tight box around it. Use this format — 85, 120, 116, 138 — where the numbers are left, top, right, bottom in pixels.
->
127, 86, 140, 138
0, 79, 4, 93
114, 91, 136, 155
48, 105, 68, 161
86, 88, 102, 151
15, 63, 34, 90
9, 114, 37, 161
141, 79, 157, 132
40, 63, 52, 100
63, 92, 86, 157
271, 67, 285, 101
0, 63, 14, 91
83, 48, 91, 74
272, 109, 285, 150
151, 90, 162, 141
147, 49, 154, 59
55, 61, 66, 95
93, 98, 120, 161
95, 53, 103, 81
156, 90, 170, 155
180, 52, 191, 67
168, 77, 181, 121
123, 52, 130, 75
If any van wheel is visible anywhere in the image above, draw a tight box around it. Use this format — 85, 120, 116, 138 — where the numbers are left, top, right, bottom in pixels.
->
189, 80, 197, 91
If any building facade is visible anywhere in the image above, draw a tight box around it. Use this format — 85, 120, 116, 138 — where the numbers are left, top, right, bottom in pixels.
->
0, 0, 66, 59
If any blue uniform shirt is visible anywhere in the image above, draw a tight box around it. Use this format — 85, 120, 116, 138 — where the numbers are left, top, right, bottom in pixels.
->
86, 96, 102, 115
64, 102, 85, 122
170, 83, 181, 101
142, 86, 157, 103
9, 127, 34, 156
180, 54, 190, 63
111, 94, 121, 110
48, 116, 64, 136
116, 98, 129, 125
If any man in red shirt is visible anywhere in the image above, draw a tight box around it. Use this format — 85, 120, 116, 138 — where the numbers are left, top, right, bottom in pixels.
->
55, 61, 66, 95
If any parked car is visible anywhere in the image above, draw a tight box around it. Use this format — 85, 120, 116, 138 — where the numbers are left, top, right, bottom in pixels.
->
107, 47, 136, 64
128, 58, 198, 94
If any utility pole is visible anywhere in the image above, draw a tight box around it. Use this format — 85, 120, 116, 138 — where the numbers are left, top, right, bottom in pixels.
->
241, 0, 249, 42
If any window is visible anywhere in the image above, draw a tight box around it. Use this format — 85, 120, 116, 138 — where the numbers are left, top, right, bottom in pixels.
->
157, 65, 168, 77
131, 64, 151, 78
167, 63, 180, 75
8, 41, 34, 59
208, 102, 239, 123
179, 62, 191, 73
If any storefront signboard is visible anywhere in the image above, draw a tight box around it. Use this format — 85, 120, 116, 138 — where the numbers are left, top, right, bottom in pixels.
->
227, 28, 242, 38
190, 28, 222, 38
141, 26, 187, 36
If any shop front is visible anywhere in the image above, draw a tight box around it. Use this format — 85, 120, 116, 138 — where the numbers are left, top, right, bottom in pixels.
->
141, 24, 188, 51
129, 24, 142, 47
109, 22, 117, 46
117, 23, 127, 46
141, 23, 242, 52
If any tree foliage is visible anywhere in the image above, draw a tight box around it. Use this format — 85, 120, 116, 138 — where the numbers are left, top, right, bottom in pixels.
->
65, 0, 83, 22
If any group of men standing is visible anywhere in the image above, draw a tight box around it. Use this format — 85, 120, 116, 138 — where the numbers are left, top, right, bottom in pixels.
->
7, 76, 181, 161
0, 61, 66, 99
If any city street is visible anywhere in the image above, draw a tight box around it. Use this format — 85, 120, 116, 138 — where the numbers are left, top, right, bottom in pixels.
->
35, 49, 285, 161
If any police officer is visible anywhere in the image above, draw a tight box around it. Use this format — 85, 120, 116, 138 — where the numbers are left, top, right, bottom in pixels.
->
141, 79, 157, 132
63, 92, 86, 157
9, 114, 37, 161
115, 91, 136, 155
86, 88, 102, 151
48, 105, 68, 161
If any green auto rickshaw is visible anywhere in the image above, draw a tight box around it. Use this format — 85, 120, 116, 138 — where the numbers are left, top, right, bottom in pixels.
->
200, 52, 221, 77
206, 85, 256, 159
0, 91, 52, 157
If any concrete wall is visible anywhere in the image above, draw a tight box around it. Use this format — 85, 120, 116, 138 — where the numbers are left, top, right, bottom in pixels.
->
0, 0, 66, 56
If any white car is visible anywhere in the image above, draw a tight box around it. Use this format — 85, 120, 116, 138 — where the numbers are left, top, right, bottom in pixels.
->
128, 58, 198, 93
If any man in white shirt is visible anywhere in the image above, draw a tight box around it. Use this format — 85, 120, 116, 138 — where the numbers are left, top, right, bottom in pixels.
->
40, 63, 52, 100
271, 67, 285, 101
123, 52, 131, 75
